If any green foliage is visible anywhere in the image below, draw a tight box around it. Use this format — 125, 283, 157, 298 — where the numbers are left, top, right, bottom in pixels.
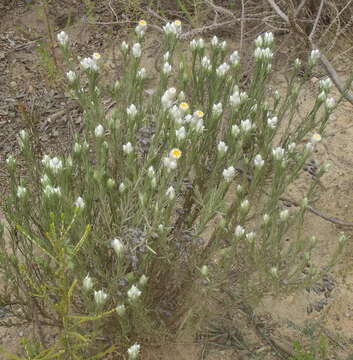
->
0, 20, 349, 359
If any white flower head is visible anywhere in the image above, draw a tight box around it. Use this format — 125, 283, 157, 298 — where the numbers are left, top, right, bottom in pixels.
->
240, 119, 252, 133
57, 31, 68, 46
137, 68, 146, 79
127, 343, 141, 360
163, 51, 170, 62
229, 51, 239, 65
217, 141, 228, 156
176, 126, 186, 141
216, 62, 230, 77
163, 157, 177, 172
43, 185, 61, 198
163, 62, 172, 74
66, 70, 76, 82
48, 157, 63, 173
111, 238, 124, 256
166, 186, 175, 200
254, 154, 264, 168
231, 124, 240, 137
223, 166, 235, 182
127, 104, 138, 118
272, 147, 285, 161
132, 43, 141, 58
309, 49, 320, 64
94, 124, 104, 137
311, 133, 322, 143
267, 116, 278, 129
230, 91, 240, 107
116, 304, 126, 316
139, 274, 148, 286
123, 142, 133, 154
240, 199, 249, 212
94, 290, 108, 305
246, 232, 256, 242
75, 196, 85, 209
263, 32, 274, 47
212, 102, 223, 116
17, 186, 27, 199
127, 284, 142, 301
147, 166, 155, 178
80, 57, 98, 71
235, 225, 245, 239
287, 142, 296, 152
211, 35, 219, 47
201, 56, 211, 71
121, 41, 129, 53
83, 274, 93, 290
135, 20, 147, 37
119, 182, 126, 193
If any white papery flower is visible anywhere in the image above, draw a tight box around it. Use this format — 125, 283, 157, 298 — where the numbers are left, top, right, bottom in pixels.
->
163, 51, 170, 62
176, 126, 186, 140
222, 166, 235, 182
94, 290, 108, 305
287, 142, 296, 152
254, 154, 264, 168
240, 199, 249, 212
132, 43, 141, 57
240, 119, 252, 133
75, 196, 85, 209
311, 133, 322, 143
255, 34, 263, 48
229, 51, 239, 65
80, 57, 98, 71
201, 56, 211, 71
272, 147, 285, 161
127, 104, 138, 118
49, 157, 63, 173
267, 116, 278, 129
246, 232, 256, 242
17, 186, 27, 199
217, 141, 228, 155
137, 68, 146, 79
123, 142, 133, 154
43, 185, 61, 197
121, 41, 129, 53
230, 92, 240, 106
116, 304, 126, 316
212, 103, 223, 116
163, 62, 172, 74
66, 70, 76, 82
305, 142, 314, 153
235, 225, 245, 239
119, 182, 126, 193
231, 125, 240, 137
216, 63, 230, 77
111, 238, 124, 256
211, 35, 219, 47
166, 186, 175, 200
147, 166, 155, 178
220, 40, 227, 50
161, 87, 176, 109
263, 32, 274, 46
127, 285, 142, 301
127, 343, 141, 360
57, 31, 68, 46
135, 20, 147, 37
310, 49, 320, 63
163, 157, 177, 172
94, 124, 104, 137
83, 274, 93, 290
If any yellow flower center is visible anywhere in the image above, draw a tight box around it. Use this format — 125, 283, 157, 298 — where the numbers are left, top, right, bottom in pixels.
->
195, 110, 204, 118
174, 20, 181, 26
139, 20, 147, 26
170, 148, 182, 160
93, 52, 101, 60
179, 102, 189, 111
311, 133, 322, 143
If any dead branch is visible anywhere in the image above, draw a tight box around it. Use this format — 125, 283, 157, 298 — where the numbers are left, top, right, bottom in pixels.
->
266, 0, 353, 105
309, 0, 325, 41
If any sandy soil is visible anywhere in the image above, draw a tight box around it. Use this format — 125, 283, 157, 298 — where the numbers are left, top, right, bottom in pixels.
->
0, 1, 352, 359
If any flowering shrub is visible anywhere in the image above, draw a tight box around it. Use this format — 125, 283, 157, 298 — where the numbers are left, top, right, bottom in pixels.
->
0, 20, 345, 359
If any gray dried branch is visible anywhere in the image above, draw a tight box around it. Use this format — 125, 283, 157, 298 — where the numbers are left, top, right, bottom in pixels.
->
266, 0, 353, 105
